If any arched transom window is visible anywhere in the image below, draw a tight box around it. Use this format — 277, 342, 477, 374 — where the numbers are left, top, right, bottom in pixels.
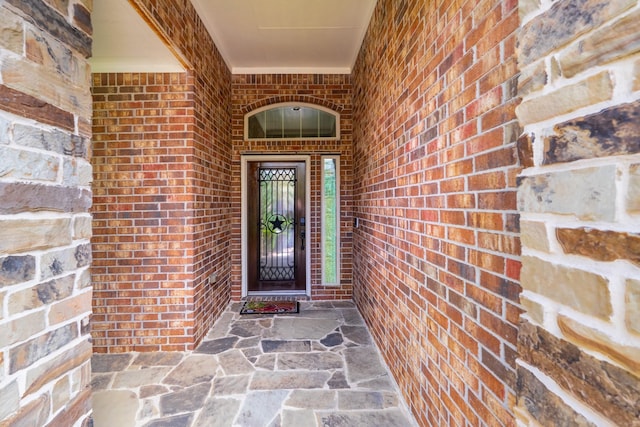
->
245, 103, 339, 140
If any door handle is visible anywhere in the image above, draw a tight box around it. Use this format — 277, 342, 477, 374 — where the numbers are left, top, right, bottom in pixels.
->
299, 217, 306, 250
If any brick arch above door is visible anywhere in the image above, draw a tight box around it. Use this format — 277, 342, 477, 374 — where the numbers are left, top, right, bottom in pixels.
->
241, 95, 345, 115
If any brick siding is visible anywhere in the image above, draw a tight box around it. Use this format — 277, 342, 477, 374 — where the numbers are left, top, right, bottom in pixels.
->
91, 72, 198, 352
91, 0, 232, 352
92, 71, 355, 341
352, 0, 521, 425
231, 74, 354, 300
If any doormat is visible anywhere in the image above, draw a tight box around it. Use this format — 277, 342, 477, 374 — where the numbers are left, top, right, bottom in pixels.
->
240, 300, 299, 315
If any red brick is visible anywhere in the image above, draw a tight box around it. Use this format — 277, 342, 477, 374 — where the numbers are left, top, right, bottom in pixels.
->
467, 283, 503, 315
352, 0, 520, 422
448, 227, 476, 245
92, 42, 228, 352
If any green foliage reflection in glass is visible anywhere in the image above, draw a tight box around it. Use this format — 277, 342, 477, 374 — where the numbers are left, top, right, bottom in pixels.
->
323, 158, 338, 284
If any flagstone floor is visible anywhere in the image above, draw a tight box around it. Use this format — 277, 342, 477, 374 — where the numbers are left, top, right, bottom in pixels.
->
91, 301, 417, 427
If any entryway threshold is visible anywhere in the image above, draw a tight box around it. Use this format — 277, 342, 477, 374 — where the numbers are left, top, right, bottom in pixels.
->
244, 293, 310, 301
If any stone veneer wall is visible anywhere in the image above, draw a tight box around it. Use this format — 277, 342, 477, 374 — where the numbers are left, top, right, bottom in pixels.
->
90, 0, 232, 352
352, 0, 521, 425
515, 0, 640, 424
0, 0, 94, 425
230, 74, 354, 300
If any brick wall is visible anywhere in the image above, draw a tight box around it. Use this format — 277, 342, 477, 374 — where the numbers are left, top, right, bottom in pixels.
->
231, 74, 353, 300
132, 0, 232, 348
92, 72, 198, 352
90, 0, 232, 352
352, 0, 521, 425
515, 0, 640, 424
0, 0, 93, 425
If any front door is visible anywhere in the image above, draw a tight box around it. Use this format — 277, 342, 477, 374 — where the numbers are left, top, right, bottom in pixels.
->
247, 161, 306, 292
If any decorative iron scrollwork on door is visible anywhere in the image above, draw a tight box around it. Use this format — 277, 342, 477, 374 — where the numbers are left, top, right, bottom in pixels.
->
258, 168, 297, 281
266, 213, 288, 233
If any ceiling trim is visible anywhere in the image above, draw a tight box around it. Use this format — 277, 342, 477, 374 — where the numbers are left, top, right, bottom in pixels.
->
89, 60, 185, 73
347, 0, 377, 73
232, 67, 351, 75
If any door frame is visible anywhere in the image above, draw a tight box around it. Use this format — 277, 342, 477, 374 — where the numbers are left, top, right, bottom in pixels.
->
241, 154, 311, 297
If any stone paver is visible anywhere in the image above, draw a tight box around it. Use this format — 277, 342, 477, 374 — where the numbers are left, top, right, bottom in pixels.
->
261, 339, 311, 353
235, 390, 289, 427
92, 353, 133, 372
316, 409, 412, 427
250, 370, 331, 390
93, 390, 138, 427
92, 301, 417, 426
196, 336, 239, 354
344, 346, 388, 384
160, 383, 211, 416
112, 367, 172, 389
133, 352, 184, 367
163, 354, 218, 386
277, 352, 343, 370
194, 397, 242, 427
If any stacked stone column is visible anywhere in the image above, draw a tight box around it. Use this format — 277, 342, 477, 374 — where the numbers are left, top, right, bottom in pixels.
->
516, 0, 640, 424
0, 1, 94, 425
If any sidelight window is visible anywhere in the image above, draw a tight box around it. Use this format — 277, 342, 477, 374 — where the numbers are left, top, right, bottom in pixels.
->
322, 156, 340, 286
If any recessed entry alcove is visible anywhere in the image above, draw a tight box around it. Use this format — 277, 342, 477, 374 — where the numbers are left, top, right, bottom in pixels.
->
2, 0, 638, 426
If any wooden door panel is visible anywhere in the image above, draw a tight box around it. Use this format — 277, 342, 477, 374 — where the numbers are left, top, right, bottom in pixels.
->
247, 161, 306, 292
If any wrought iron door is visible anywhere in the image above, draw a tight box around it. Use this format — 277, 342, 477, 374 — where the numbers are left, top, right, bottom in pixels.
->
247, 161, 306, 292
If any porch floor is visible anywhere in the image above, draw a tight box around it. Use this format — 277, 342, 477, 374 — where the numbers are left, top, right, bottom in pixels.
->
91, 301, 417, 426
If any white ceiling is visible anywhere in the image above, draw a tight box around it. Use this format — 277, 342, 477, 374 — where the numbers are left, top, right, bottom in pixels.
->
90, 0, 377, 74
90, 0, 184, 73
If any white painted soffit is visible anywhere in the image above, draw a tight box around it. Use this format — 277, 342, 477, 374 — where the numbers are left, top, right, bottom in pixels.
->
90, 0, 185, 73
190, 0, 377, 74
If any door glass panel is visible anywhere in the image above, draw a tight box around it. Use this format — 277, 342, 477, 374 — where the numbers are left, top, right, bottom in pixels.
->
259, 167, 296, 281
